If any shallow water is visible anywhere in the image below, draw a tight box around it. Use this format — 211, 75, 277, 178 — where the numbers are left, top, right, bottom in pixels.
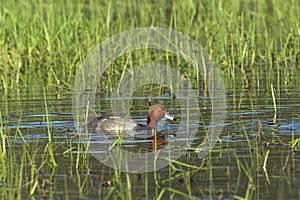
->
1, 78, 300, 199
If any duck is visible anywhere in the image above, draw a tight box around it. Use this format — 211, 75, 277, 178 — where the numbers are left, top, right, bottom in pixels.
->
88, 104, 176, 134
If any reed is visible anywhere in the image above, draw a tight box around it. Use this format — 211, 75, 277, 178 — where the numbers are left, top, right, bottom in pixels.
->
0, 0, 298, 90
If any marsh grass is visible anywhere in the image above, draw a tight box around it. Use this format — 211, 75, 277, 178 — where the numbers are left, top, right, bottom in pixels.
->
0, 0, 299, 199
0, 0, 299, 90
0, 126, 45, 198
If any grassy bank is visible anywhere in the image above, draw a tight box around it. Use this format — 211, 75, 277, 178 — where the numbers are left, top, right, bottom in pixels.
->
0, 0, 299, 91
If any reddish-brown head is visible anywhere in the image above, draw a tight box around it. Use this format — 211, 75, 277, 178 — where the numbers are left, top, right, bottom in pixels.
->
147, 105, 175, 128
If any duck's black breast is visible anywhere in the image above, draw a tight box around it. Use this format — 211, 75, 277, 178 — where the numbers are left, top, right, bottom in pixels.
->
96, 116, 107, 120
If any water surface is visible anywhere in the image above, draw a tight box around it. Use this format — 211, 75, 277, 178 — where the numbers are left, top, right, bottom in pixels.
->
1, 75, 300, 199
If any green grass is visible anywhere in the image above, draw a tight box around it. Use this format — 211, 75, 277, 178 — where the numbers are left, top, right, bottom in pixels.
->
0, 0, 299, 90
0, 0, 300, 199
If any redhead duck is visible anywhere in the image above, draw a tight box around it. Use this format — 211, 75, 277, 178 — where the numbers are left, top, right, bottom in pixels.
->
88, 104, 176, 134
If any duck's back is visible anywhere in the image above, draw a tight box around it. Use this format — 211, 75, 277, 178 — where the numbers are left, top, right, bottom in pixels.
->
88, 116, 139, 133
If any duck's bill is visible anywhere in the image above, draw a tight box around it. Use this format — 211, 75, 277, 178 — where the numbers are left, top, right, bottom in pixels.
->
164, 112, 176, 121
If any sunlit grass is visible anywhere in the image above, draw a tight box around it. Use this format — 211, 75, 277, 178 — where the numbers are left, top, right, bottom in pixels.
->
0, 0, 299, 90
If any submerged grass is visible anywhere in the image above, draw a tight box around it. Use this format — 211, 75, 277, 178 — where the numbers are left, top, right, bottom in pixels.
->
0, 0, 299, 199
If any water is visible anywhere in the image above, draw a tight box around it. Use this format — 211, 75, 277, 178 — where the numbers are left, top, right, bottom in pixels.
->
1, 80, 300, 199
